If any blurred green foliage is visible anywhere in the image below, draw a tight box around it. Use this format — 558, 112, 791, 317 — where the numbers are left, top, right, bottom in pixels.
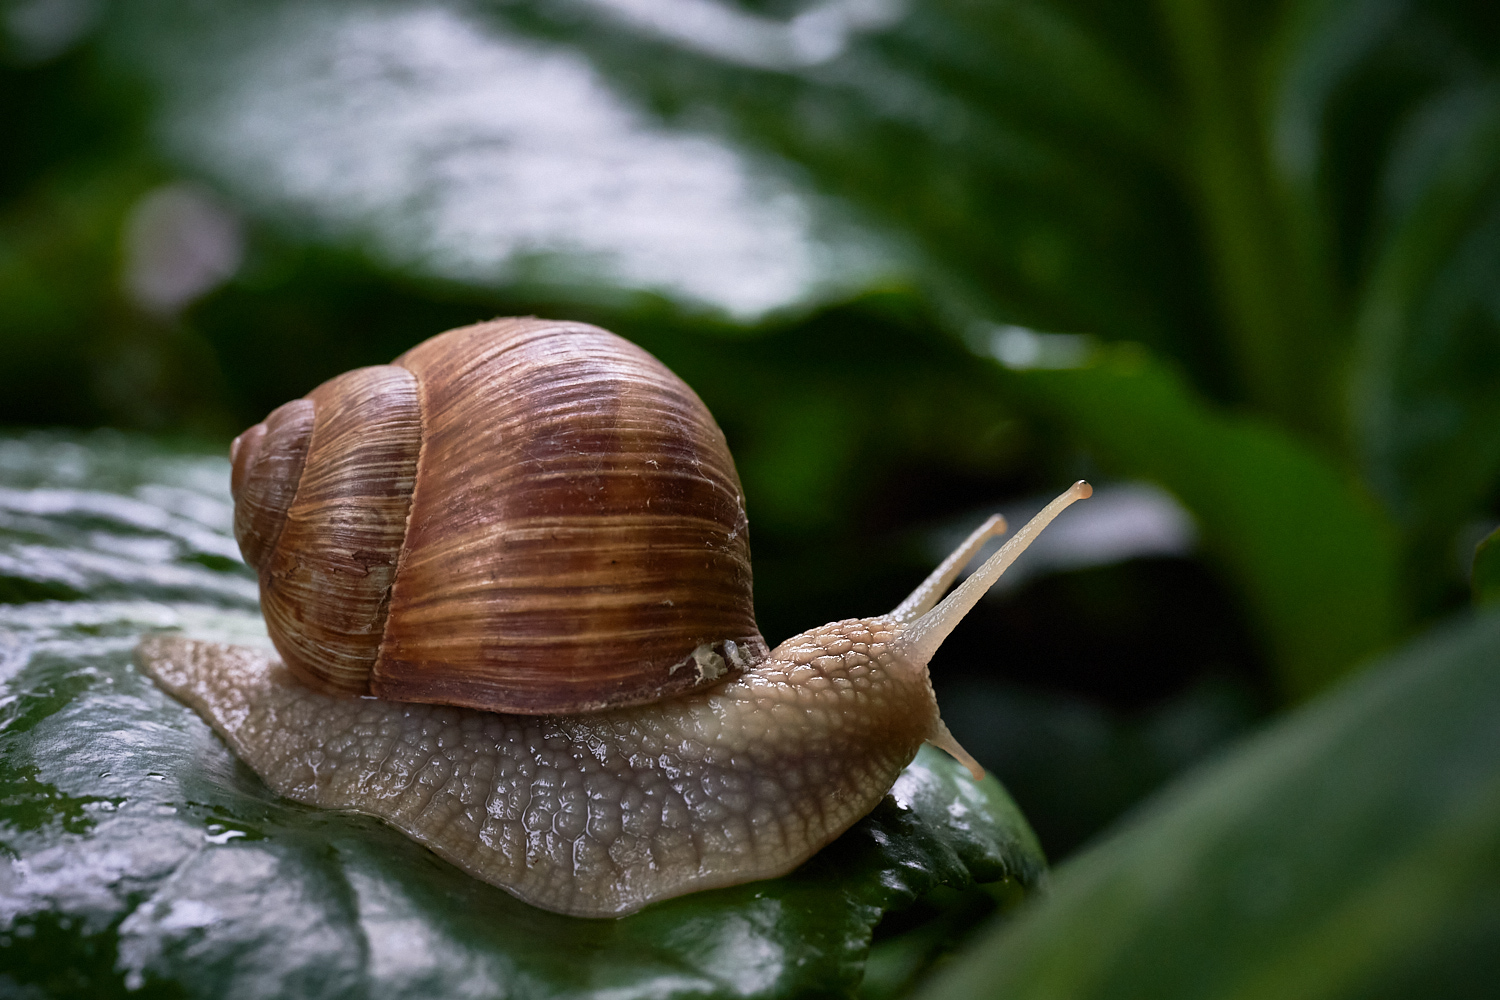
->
922, 609, 1500, 1000
1473, 526, 1500, 604
4, 0, 1496, 671
3, 0, 1500, 996
995, 345, 1398, 699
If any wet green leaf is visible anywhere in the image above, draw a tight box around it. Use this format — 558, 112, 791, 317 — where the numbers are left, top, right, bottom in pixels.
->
919, 607, 1500, 1000
0, 433, 1044, 999
996, 344, 1400, 700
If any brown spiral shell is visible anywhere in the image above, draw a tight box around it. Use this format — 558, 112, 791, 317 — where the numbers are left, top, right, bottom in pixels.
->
228, 318, 766, 714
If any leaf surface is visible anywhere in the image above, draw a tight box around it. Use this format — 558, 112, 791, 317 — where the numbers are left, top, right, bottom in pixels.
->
0, 433, 1043, 1000
918, 607, 1500, 1000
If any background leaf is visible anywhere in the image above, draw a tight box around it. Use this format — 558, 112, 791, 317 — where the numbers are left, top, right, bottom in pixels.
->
1472, 527, 1500, 606
917, 607, 1500, 1000
993, 343, 1400, 699
1350, 77, 1500, 609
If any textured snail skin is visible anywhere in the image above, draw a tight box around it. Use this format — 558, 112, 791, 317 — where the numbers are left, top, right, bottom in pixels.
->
137, 615, 940, 918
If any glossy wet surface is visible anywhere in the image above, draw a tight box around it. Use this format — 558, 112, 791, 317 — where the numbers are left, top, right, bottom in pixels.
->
0, 431, 1044, 999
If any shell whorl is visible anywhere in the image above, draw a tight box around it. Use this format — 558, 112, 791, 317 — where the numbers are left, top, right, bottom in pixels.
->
230, 399, 315, 572
231, 318, 767, 714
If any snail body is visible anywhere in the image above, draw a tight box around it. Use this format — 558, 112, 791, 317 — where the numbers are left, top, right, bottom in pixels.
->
138, 318, 1090, 917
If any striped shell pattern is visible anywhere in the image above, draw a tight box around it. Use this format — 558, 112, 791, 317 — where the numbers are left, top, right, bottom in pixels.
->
229, 318, 767, 715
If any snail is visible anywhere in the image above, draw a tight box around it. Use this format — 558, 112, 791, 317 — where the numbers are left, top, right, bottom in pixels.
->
136, 317, 1091, 918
